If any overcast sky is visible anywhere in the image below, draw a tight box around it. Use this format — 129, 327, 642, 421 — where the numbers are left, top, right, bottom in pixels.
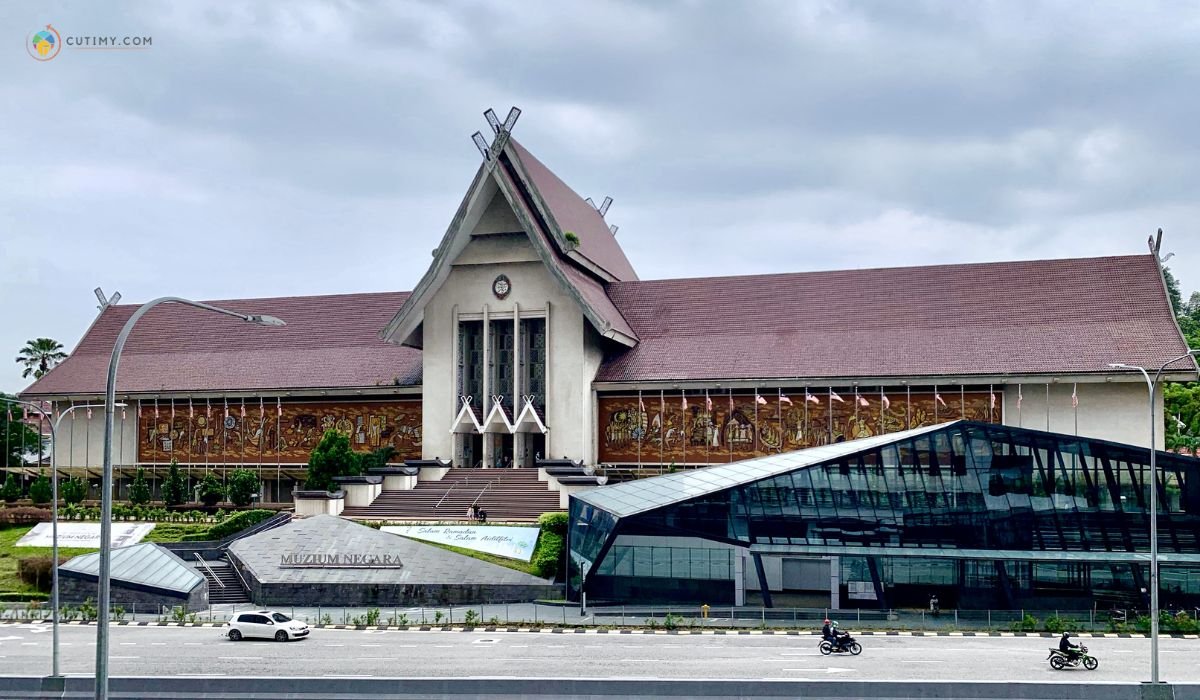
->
4, 1, 1200, 395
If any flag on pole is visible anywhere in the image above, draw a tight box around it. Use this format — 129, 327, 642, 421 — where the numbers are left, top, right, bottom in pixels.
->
806, 393, 820, 404
137, 403, 142, 419
990, 392, 997, 410
681, 394, 688, 410
829, 391, 844, 403
705, 393, 713, 412
224, 400, 229, 418
241, 399, 247, 418
856, 395, 869, 407
189, 399, 194, 418
171, 400, 176, 419
1071, 383, 1079, 408
1017, 385, 1023, 408
780, 394, 793, 405
881, 393, 891, 411
121, 406, 126, 420
638, 395, 645, 412
934, 393, 947, 407
86, 406, 92, 419
755, 395, 767, 405
154, 399, 160, 418
277, 397, 283, 417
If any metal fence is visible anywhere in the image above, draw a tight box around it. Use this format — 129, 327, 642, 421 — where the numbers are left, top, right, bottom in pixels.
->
2, 602, 1196, 632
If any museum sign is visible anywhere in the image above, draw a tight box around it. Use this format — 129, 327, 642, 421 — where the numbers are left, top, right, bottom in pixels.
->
279, 552, 404, 569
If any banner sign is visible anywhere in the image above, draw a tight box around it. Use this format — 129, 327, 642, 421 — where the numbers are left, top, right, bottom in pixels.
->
16, 522, 155, 549
383, 525, 539, 562
278, 552, 404, 569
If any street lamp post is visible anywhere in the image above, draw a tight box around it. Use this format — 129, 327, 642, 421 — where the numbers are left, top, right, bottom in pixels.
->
1109, 349, 1200, 685
95, 297, 284, 700
0, 398, 122, 678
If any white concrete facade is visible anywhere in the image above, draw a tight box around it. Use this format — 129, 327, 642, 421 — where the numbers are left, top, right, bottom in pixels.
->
999, 380, 1162, 449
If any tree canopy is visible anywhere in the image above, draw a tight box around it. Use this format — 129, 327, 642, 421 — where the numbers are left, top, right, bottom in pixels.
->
15, 338, 67, 380
1, 394, 43, 468
1163, 267, 1200, 454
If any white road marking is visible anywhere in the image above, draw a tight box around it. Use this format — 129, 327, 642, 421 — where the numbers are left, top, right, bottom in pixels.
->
324, 674, 372, 678
20, 643, 37, 646
360, 644, 382, 647
324, 644, 345, 647
119, 642, 136, 646
900, 660, 945, 663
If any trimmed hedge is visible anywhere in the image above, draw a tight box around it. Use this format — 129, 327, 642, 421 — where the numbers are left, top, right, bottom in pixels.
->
531, 511, 568, 579
0, 591, 49, 603
178, 509, 276, 541
16, 556, 65, 592
0, 507, 52, 527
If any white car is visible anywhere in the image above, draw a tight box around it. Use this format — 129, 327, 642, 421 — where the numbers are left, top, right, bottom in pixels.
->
226, 610, 310, 642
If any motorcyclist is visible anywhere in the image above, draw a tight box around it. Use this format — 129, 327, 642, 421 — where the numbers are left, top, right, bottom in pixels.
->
831, 620, 851, 651
821, 618, 834, 645
1058, 631, 1081, 662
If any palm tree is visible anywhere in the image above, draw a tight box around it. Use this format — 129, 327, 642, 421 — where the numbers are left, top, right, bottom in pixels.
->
15, 338, 68, 379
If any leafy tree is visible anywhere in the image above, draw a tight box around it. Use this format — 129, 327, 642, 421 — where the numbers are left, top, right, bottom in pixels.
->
1, 395, 42, 469
60, 477, 88, 504
27, 470, 52, 505
304, 429, 362, 492
0, 472, 22, 503
198, 473, 225, 507
162, 459, 187, 507
226, 469, 259, 507
128, 468, 151, 505
15, 338, 68, 380
359, 445, 397, 472
1163, 266, 1200, 452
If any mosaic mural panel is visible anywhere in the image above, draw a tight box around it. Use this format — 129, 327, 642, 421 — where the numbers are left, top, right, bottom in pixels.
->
137, 400, 422, 464
598, 392, 1000, 464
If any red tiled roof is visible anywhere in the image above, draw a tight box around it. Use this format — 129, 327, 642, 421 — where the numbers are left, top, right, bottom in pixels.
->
21, 292, 421, 397
508, 140, 638, 282
597, 255, 1194, 382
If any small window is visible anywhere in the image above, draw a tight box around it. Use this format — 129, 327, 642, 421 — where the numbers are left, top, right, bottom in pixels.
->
271, 613, 291, 623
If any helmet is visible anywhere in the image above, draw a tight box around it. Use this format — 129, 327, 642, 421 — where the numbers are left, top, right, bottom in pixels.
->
1063, 632, 1071, 638
831, 621, 839, 628
823, 619, 830, 624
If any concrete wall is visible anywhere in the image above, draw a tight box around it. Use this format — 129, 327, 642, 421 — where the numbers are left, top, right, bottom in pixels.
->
1000, 381, 1160, 449
58, 572, 207, 612
421, 232, 595, 466
50, 407, 138, 470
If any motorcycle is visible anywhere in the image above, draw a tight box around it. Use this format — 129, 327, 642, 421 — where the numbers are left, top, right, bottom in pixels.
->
1046, 644, 1098, 670
819, 634, 862, 656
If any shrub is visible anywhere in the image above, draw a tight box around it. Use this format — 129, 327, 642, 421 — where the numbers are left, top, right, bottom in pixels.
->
305, 429, 362, 492
128, 468, 151, 505
16, 556, 64, 592
206, 509, 274, 540
1042, 615, 1072, 634
1011, 614, 1039, 632
537, 511, 568, 536
27, 471, 52, 505
0, 506, 52, 526
61, 477, 88, 505
162, 459, 187, 507
0, 591, 48, 603
531, 531, 564, 579
198, 474, 225, 507
226, 469, 259, 507
1, 473, 22, 503
359, 446, 397, 472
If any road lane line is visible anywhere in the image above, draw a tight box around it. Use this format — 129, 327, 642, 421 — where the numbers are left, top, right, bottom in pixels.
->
219, 657, 261, 660
900, 660, 945, 663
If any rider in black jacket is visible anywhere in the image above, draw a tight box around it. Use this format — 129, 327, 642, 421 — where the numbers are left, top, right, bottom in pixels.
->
1058, 632, 1080, 661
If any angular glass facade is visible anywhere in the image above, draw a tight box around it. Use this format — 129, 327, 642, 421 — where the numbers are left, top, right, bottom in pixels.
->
569, 421, 1200, 608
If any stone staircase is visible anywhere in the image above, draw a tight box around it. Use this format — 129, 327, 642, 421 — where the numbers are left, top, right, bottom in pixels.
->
341, 468, 563, 522
195, 558, 251, 604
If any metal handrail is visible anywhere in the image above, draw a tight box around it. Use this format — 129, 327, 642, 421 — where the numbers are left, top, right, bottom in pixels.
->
225, 554, 253, 596
435, 480, 460, 508
193, 554, 224, 589
471, 478, 499, 508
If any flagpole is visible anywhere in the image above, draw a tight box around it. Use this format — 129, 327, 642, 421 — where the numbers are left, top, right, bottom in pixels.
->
906, 386, 911, 430
681, 390, 687, 467
988, 384, 994, 423
728, 389, 734, 463
1018, 383, 1023, 427
933, 384, 939, 423
636, 390, 642, 470
705, 391, 711, 466
658, 390, 664, 473
828, 388, 833, 443
960, 385, 965, 420
753, 390, 759, 455
1045, 383, 1051, 431
1073, 383, 1079, 436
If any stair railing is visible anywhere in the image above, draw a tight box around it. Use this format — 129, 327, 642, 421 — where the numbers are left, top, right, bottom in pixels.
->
194, 553, 225, 589
224, 554, 253, 597
435, 480, 459, 508
470, 479, 498, 509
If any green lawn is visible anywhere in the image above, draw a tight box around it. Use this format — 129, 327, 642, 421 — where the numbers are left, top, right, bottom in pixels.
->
0, 522, 212, 595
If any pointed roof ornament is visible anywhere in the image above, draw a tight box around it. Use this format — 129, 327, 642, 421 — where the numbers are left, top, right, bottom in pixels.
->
451, 396, 483, 434
609, 224, 619, 237
483, 395, 516, 434
471, 107, 522, 168
513, 395, 548, 434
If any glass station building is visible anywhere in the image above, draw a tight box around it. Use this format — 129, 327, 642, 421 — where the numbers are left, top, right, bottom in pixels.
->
569, 421, 1200, 610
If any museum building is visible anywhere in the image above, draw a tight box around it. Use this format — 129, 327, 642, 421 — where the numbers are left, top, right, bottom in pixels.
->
17, 111, 1197, 510
569, 420, 1200, 610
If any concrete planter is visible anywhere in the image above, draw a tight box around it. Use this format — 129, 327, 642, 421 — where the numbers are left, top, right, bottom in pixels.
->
293, 490, 345, 516
332, 476, 384, 508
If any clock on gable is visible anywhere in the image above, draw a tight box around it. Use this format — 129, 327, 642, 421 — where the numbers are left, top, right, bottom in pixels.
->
492, 274, 511, 300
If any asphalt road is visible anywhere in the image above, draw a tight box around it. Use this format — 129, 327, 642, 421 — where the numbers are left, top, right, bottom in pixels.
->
0, 624, 1196, 682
